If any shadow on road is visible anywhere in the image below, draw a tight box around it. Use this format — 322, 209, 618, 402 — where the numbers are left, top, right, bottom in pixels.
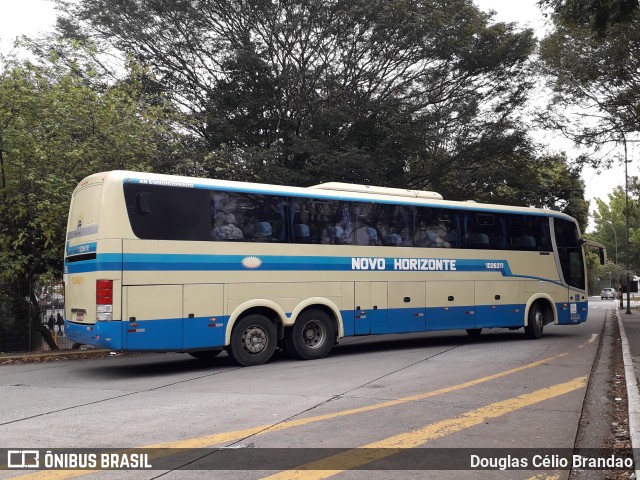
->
75, 327, 582, 379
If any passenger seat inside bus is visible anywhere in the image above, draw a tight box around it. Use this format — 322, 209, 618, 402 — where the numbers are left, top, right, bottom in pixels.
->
512, 235, 537, 250
383, 233, 403, 246
465, 233, 490, 249
253, 222, 273, 241
293, 224, 311, 243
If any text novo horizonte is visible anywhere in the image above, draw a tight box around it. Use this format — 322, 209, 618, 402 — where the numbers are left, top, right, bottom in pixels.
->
351, 257, 457, 271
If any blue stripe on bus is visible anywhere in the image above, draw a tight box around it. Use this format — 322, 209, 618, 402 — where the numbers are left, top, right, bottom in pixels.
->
66, 301, 588, 352
66, 316, 230, 351
64, 252, 564, 286
65, 242, 97, 256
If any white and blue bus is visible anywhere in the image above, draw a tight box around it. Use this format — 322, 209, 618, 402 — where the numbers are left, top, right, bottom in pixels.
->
64, 171, 594, 366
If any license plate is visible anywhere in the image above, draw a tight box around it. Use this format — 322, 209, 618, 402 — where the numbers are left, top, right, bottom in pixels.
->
76, 312, 85, 322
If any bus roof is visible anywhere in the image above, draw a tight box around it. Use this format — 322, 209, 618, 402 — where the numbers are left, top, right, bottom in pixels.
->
82, 170, 577, 222
310, 182, 443, 200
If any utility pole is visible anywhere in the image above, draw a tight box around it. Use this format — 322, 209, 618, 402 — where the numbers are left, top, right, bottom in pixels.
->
624, 135, 632, 314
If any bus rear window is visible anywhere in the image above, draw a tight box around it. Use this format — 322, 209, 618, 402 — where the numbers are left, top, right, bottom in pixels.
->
124, 184, 211, 241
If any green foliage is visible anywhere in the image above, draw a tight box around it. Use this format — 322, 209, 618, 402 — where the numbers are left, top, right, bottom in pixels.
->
590, 185, 640, 271
540, 0, 638, 33
0, 51, 182, 328
0, 1, 594, 280
58, 0, 578, 201
50, 0, 590, 219
582, 244, 625, 294
539, 0, 640, 163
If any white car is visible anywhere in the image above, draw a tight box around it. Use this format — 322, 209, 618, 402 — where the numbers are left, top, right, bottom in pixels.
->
600, 288, 618, 299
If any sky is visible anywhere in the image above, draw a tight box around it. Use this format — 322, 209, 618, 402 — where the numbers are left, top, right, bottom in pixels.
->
0, 0, 636, 224
475, 0, 638, 232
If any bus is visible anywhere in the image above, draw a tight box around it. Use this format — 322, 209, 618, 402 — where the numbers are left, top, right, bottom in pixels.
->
64, 171, 597, 366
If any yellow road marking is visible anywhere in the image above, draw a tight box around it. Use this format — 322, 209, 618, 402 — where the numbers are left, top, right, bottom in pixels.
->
262, 376, 587, 480
8, 346, 587, 480
151, 350, 571, 447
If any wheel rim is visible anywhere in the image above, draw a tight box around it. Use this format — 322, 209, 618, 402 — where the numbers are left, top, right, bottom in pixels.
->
534, 309, 543, 329
241, 325, 268, 355
302, 319, 326, 349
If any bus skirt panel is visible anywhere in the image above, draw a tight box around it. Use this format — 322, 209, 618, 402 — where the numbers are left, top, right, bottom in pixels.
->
65, 320, 124, 351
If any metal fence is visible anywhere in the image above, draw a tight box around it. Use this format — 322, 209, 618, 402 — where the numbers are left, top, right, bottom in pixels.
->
0, 279, 79, 353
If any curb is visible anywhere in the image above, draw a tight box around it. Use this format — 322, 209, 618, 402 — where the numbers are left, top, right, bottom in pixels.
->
0, 349, 112, 363
616, 308, 640, 478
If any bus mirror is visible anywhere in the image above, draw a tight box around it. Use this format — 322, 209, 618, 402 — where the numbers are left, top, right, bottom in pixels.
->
136, 192, 152, 214
583, 239, 606, 265
599, 248, 607, 265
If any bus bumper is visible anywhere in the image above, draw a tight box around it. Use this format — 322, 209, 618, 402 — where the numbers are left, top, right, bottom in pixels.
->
555, 301, 588, 324
65, 320, 123, 350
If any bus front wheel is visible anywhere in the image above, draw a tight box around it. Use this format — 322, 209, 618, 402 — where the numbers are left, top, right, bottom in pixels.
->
228, 314, 277, 366
285, 309, 335, 360
524, 303, 544, 339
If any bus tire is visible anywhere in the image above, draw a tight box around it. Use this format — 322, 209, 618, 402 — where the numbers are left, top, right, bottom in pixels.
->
228, 314, 277, 366
189, 349, 223, 361
466, 328, 482, 337
285, 309, 335, 360
525, 303, 544, 339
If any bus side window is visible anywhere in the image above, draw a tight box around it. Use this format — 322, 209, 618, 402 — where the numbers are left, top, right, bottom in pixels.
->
508, 215, 551, 251
136, 192, 152, 213
353, 203, 380, 246
212, 193, 244, 241
304, 198, 342, 244
465, 213, 506, 249
252, 222, 273, 242
414, 208, 457, 248
293, 223, 311, 243
290, 199, 312, 243
512, 235, 537, 250
377, 205, 410, 247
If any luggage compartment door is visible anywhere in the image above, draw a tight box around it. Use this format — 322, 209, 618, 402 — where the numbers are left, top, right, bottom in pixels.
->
124, 285, 182, 350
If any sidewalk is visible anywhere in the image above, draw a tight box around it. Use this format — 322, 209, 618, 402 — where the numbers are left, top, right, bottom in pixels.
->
619, 304, 640, 373
616, 304, 640, 477
0, 348, 111, 364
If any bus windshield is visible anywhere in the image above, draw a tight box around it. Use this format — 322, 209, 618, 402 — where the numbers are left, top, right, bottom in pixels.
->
554, 218, 586, 290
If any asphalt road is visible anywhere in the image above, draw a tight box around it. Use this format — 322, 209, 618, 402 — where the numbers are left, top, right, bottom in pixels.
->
0, 300, 613, 480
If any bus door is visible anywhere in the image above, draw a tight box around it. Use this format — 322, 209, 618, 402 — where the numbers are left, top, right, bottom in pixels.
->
124, 285, 183, 350
388, 282, 426, 333
183, 284, 225, 349
354, 282, 388, 334
425, 281, 475, 330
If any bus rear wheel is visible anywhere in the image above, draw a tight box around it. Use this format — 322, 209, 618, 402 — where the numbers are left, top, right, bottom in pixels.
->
285, 309, 335, 360
525, 303, 544, 339
228, 314, 277, 366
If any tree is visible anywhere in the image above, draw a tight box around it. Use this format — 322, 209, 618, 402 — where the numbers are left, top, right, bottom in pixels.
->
590, 184, 640, 270
540, 0, 638, 34
539, 0, 640, 165
0, 51, 180, 350
57, 0, 549, 195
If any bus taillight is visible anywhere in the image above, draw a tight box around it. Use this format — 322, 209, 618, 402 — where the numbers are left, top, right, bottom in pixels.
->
96, 280, 113, 321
